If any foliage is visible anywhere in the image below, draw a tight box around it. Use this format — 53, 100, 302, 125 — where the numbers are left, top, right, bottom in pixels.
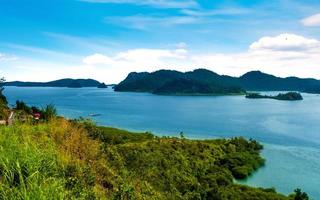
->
290, 189, 309, 200
246, 92, 303, 101
114, 69, 245, 95
0, 116, 306, 199
5, 78, 101, 87
0, 77, 9, 120
15, 101, 57, 121
41, 104, 57, 121
15, 100, 33, 114
115, 69, 320, 95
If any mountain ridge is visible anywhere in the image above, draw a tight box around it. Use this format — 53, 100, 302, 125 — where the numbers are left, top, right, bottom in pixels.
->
115, 69, 320, 94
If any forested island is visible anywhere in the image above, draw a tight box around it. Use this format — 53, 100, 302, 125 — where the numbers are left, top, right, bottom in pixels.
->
0, 84, 310, 199
246, 92, 303, 101
97, 83, 108, 88
115, 69, 320, 95
5, 78, 103, 88
114, 69, 245, 95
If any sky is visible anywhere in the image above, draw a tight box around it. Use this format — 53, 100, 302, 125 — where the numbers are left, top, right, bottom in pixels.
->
1, 0, 320, 83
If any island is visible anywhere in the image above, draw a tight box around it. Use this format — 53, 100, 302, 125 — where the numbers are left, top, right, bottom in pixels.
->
115, 69, 245, 95
5, 78, 102, 88
67, 80, 83, 88
114, 69, 320, 95
245, 92, 303, 101
97, 82, 108, 88
0, 89, 309, 199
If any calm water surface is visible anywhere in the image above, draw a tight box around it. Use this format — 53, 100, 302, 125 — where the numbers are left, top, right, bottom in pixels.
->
4, 87, 320, 199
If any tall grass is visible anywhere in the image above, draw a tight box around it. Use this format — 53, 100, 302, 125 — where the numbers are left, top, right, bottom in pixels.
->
0, 119, 299, 200
0, 124, 67, 199
0, 120, 108, 199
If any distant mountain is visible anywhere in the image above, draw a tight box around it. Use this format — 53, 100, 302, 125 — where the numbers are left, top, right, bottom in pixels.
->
114, 69, 320, 95
114, 69, 245, 95
97, 83, 108, 88
5, 79, 102, 88
238, 71, 320, 92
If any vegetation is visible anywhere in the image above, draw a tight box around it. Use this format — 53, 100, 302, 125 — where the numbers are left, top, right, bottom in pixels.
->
0, 96, 310, 199
289, 189, 309, 200
0, 78, 9, 120
15, 100, 57, 121
5, 78, 102, 88
97, 83, 108, 88
67, 80, 83, 88
0, 120, 308, 199
114, 69, 245, 95
114, 69, 320, 95
245, 92, 303, 101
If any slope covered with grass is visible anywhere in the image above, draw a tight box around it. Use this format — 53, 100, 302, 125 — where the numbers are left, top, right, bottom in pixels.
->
0, 116, 305, 200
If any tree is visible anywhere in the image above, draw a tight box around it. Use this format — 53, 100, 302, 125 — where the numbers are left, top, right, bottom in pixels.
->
294, 188, 309, 200
16, 100, 32, 114
0, 77, 7, 105
41, 104, 57, 121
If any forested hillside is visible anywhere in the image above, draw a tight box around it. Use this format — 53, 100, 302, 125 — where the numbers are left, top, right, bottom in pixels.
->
115, 69, 320, 95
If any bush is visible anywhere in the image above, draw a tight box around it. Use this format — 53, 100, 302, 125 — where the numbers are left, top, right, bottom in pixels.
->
41, 104, 57, 121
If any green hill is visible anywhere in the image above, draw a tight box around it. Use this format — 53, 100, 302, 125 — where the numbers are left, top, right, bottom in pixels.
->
0, 94, 308, 199
5, 78, 102, 88
114, 69, 245, 95
0, 118, 302, 199
115, 69, 320, 95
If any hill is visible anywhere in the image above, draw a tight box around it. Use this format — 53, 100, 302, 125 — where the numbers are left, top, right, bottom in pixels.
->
115, 69, 320, 95
5, 78, 101, 88
114, 69, 245, 95
0, 117, 301, 199
0, 95, 308, 199
238, 71, 320, 91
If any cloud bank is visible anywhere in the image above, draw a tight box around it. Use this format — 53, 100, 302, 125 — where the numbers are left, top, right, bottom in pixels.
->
80, 33, 320, 82
2, 33, 320, 83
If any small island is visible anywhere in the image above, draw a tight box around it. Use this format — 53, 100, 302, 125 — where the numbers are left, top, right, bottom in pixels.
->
246, 92, 303, 101
97, 82, 108, 88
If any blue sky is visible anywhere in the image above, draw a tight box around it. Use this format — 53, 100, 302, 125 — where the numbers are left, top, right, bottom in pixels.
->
1, 0, 320, 83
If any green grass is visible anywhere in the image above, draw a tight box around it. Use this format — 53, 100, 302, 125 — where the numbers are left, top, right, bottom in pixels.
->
0, 119, 304, 199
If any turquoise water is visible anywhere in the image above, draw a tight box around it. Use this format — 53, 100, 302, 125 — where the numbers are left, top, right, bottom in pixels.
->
4, 87, 320, 199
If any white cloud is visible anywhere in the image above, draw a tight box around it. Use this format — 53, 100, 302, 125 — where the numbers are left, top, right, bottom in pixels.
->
249, 33, 320, 52
0, 53, 18, 62
115, 48, 187, 61
79, 0, 197, 9
191, 34, 320, 78
180, 8, 250, 17
83, 48, 188, 68
79, 34, 320, 82
105, 15, 199, 30
83, 53, 114, 65
7, 44, 78, 61
175, 42, 187, 49
3, 33, 320, 83
301, 13, 320, 27
105, 7, 250, 30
